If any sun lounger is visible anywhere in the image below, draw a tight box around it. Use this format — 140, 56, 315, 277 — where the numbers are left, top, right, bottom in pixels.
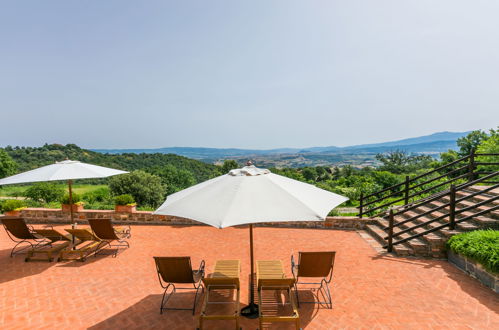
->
58, 228, 102, 262
88, 218, 130, 257
257, 260, 300, 330
1, 217, 51, 257
153, 256, 205, 315
25, 240, 71, 262
291, 251, 335, 308
199, 260, 240, 330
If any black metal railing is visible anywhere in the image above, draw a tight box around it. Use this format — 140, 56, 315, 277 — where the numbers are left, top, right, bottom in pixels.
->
384, 171, 499, 251
358, 151, 499, 218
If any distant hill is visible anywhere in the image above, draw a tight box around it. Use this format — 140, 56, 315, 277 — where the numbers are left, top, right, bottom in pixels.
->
92, 131, 469, 161
3, 144, 219, 182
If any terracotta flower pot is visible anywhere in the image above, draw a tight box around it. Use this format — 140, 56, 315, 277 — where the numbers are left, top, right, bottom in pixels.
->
4, 210, 21, 217
115, 205, 136, 213
61, 204, 84, 212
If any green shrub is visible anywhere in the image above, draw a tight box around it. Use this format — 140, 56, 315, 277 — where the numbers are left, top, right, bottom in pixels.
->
2, 199, 26, 212
82, 187, 110, 204
108, 170, 165, 207
24, 182, 65, 203
60, 193, 82, 204
114, 194, 135, 206
447, 230, 499, 274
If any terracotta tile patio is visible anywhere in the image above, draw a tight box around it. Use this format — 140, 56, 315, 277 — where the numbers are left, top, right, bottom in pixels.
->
0, 225, 497, 329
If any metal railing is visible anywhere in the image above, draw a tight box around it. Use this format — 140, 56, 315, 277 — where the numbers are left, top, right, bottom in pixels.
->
384, 171, 499, 251
358, 151, 499, 218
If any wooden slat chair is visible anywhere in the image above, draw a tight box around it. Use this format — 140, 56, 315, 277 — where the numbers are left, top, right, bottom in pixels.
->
153, 256, 205, 315
88, 218, 130, 257
1, 217, 50, 257
25, 228, 72, 262
257, 260, 300, 330
59, 228, 102, 262
291, 251, 336, 308
198, 260, 240, 330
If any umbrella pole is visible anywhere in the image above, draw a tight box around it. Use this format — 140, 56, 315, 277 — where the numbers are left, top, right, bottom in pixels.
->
68, 180, 76, 247
241, 223, 259, 318
68, 180, 75, 228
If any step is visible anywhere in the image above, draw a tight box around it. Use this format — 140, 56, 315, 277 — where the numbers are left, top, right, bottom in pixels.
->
456, 191, 499, 205
465, 186, 499, 195
370, 221, 429, 254
365, 224, 414, 256
440, 196, 494, 213
473, 216, 499, 228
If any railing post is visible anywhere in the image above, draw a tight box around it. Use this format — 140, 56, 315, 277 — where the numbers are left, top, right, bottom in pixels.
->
359, 193, 364, 218
468, 149, 475, 182
387, 208, 394, 252
404, 176, 410, 205
449, 184, 456, 230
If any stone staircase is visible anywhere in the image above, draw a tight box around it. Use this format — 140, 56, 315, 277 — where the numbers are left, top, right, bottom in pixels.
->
365, 186, 499, 258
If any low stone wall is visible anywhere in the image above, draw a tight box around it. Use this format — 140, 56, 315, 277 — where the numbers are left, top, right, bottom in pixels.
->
4, 208, 375, 230
448, 250, 499, 293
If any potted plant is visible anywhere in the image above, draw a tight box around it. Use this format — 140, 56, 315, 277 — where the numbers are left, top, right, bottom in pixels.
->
114, 194, 137, 213
2, 199, 27, 217
60, 193, 84, 212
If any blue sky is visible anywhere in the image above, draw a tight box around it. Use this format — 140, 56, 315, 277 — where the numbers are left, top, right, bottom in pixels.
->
1, 1, 498, 149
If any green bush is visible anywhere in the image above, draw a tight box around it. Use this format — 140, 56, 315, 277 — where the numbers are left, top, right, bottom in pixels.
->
60, 192, 82, 204
24, 182, 65, 203
82, 187, 110, 204
108, 170, 165, 207
447, 230, 499, 273
2, 199, 26, 212
114, 194, 135, 206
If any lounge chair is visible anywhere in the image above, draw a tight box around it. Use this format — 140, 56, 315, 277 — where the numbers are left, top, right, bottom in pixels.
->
153, 256, 205, 315
257, 260, 300, 330
291, 251, 336, 308
88, 218, 130, 256
1, 217, 51, 257
59, 228, 102, 262
199, 260, 240, 330
25, 228, 72, 262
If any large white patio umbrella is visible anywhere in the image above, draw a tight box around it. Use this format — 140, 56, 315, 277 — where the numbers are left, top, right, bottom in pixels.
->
0, 160, 128, 227
154, 164, 348, 316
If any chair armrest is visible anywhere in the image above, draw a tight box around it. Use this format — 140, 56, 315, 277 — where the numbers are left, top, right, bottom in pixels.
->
196, 260, 206, 277
42, 224, 55, 229
291, 255, 297, 278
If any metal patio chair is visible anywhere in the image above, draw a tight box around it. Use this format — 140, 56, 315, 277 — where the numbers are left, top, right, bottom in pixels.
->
291, 251, 336, 308
153, 256, 205, 315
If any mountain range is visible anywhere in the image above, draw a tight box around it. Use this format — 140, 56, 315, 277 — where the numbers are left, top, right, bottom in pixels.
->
93, 131, 468, 165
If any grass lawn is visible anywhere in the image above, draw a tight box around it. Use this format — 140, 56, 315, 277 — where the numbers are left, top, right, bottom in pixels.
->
0, 184, 108, 198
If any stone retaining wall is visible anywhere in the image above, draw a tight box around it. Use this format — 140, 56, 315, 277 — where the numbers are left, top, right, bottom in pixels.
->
4, 208, 374, 230
448, 250, 499, 293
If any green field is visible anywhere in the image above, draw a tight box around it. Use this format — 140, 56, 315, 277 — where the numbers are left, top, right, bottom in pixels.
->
0, 184, 108, 198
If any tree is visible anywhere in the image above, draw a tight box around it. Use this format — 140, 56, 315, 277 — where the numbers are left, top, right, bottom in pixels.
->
220, 160, 239, 174
476, 128, 499, 172
302, 168, 317, 181
375, 150, 433, 174
25, 182, 65, 203
108, 170, 165, 207
149, 165, 196, 195
457, 130, 488, 156
0, 149, 17, 178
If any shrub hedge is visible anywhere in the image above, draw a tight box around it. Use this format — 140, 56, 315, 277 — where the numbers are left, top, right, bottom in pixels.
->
446, 230, 499, 274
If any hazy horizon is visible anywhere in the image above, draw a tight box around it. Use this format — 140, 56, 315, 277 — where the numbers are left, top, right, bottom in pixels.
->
1, 1, 498, 149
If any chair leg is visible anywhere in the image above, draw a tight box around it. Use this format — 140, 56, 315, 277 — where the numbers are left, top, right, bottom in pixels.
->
160, 283, 175, 314
192, 283, 202, 315
294, 281, 300, 308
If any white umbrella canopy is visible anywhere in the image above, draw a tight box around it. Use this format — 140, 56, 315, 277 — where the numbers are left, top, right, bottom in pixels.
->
154, 164, 348, 316
0, 160, 128, 185
155, 165, 348, 227
0, 160, 128, 229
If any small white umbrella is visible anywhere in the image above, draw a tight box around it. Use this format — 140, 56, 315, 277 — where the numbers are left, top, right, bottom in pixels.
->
0, 160, 128, 227
154, 164, 348, 316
